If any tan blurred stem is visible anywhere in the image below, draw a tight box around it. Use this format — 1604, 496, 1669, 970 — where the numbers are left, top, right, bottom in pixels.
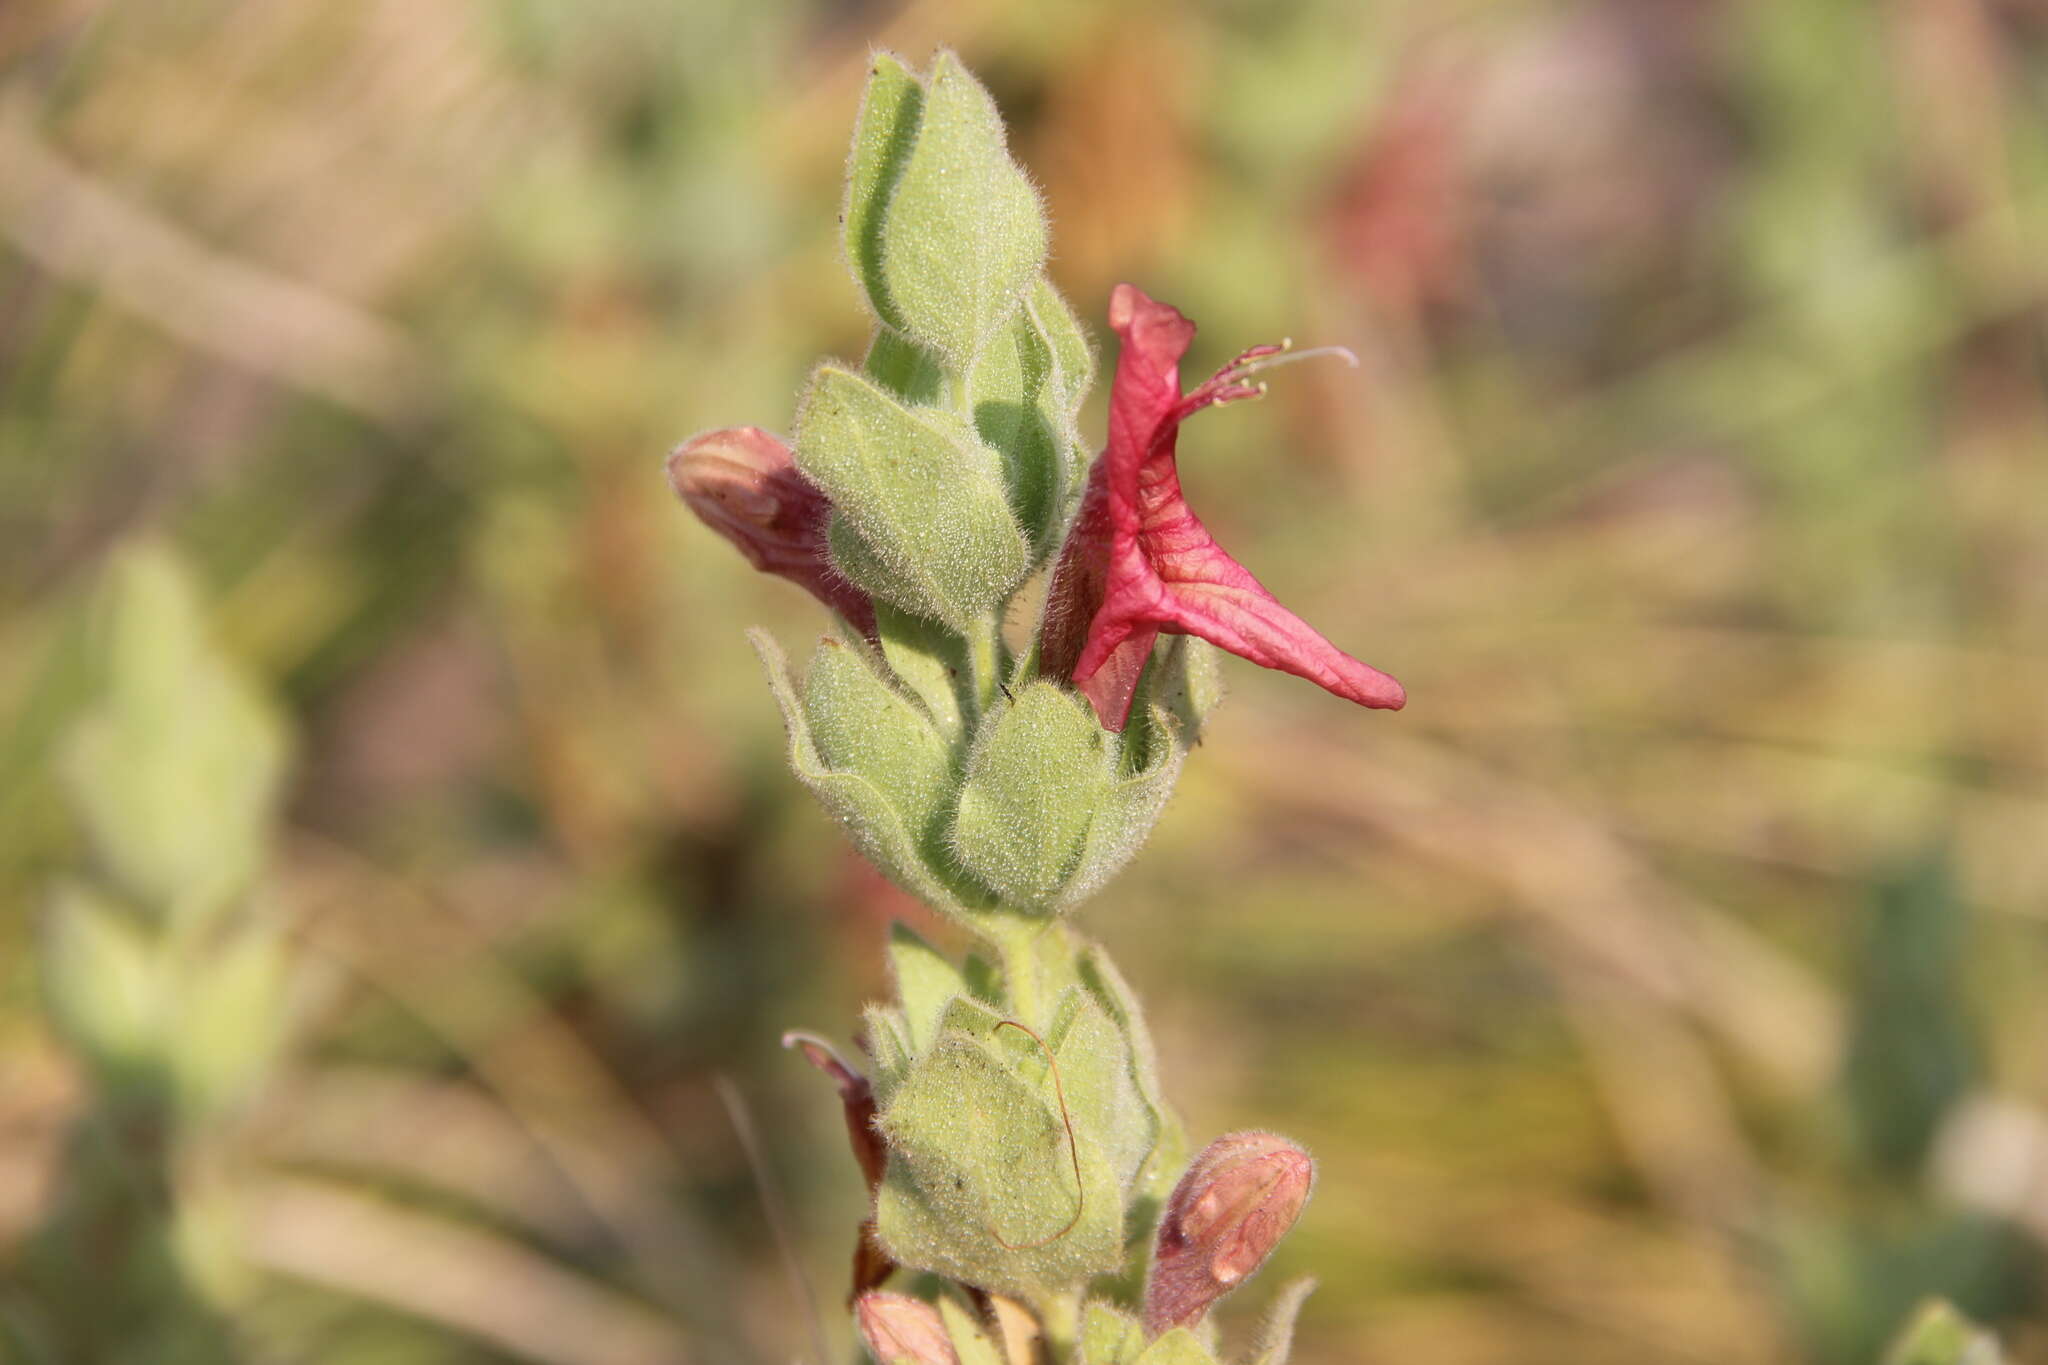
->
1545, 959, 1762, 1233
1215, 720, 1838, 1247
284, 836, 723, 1329
244, 1175, 688, 1365
261, 1065, 607, 1246
1221, 722, 1841, 1098
714, 1075, 829, 1365
988, 1295, 1043, 1365
0, 95, 432, 431
0, 1041, 74, 1246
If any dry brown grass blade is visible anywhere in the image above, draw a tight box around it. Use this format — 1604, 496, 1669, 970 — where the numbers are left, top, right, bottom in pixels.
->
259, 1064, 604, 1246
244, 1174, 690, 1365
714, 1075, 828, 1365
0, 95, 432, 430
1219, 721, 1842, 1097
1545, 956, 1763, 1234
0, 1040, 75, 1248
1933, 1097, 2048, 1245
282, 836, 719, 1322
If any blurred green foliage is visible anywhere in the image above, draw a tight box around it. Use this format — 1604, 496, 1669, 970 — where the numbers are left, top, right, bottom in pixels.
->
2, 1, 2046, 1363
1882, 1301, 2005, 1365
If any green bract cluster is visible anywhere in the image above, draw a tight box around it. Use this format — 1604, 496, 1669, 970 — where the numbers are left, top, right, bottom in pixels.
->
758, 628, 1219, 937
813, 50, 1087, 617
865, 925, 1185, 1309
757, 50, 1228, 942
728, 51, 1310, 1365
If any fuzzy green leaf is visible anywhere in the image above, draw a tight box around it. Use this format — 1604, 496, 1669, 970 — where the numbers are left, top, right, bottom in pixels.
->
40, 882, 165, 1088
862, 1003, 914, 1098
171, 917, 288, 1122
805, 634, 957, 839
844, 53, 924, 331
60, 544, 286, 927
935, 991, 1007, 1044
968, 287, 1082, 558
890, 922, 968, 1056
752, 629, 989, 917
876, 1026, 1123, 1301
1883, 1301, 2004, 1365
1246, 1278, 1318, 1365
873, 602, 970, 741
797, 366, 1030, 628
1132, 1329, 1216, 1365
865, 327, 947, 405
1077, 940, 1186, 1219
1150, 636, 1225, 748
1049, 986, 1154, 1192
1079, 1302, 1148, 1365
1031, 278, 1093, 450
873, 51, 1046, 366
1055, 696, 1187, 912
937, 1296, 1006, 1365
1043, 640, 1216, 910
950, 683, 1110, 913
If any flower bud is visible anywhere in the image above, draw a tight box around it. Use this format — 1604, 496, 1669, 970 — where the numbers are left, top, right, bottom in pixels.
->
1143, 1131, 1315, 1336
855, 1293, 958, 1365
667, 426, 875, 635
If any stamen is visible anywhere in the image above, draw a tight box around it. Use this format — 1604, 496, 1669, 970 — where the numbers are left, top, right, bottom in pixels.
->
1180, 339, 1358, 419
1214, 343, 1286, 379
1231, 343, 1360, 378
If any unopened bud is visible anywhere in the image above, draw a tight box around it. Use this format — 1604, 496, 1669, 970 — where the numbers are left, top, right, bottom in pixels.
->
1143, 1131, 1314, 1336
855, 1292, 958, 1365
667, 426, 875, 635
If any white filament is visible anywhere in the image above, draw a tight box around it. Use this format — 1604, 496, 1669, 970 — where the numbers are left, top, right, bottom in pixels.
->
1232, 342, 1360, 378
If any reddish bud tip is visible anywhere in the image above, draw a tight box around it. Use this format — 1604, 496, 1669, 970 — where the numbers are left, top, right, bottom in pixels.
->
1142, 1131, 1315, 1336
782, 1031, 887, 1194
855, 1293, 958, 1365
667, 426, 875, 635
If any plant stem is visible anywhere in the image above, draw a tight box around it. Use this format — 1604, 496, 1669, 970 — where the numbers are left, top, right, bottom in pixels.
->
1035, 1290, 1080, 1364
995, 919, 1045, 1031
966, 611, 1003, 718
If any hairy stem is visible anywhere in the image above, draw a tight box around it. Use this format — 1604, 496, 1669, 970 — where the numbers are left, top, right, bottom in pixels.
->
1035, 1289, 1080, 1364
994, 919, 1047, 1031
966, 611, 1003, 718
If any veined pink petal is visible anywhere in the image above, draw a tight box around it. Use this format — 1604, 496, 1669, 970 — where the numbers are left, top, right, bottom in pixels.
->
1042, 285, 1404, 730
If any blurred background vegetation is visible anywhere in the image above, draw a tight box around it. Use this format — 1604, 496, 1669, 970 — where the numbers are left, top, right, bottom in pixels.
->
2, 1, 2046, 1362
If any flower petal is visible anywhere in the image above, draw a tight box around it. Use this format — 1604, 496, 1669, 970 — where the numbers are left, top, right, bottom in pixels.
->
1049, 285, 1404, 730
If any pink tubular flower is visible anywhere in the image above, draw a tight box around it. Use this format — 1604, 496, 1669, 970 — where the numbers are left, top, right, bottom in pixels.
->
1039, 285, 1406, 731
667, 426, 876, 636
